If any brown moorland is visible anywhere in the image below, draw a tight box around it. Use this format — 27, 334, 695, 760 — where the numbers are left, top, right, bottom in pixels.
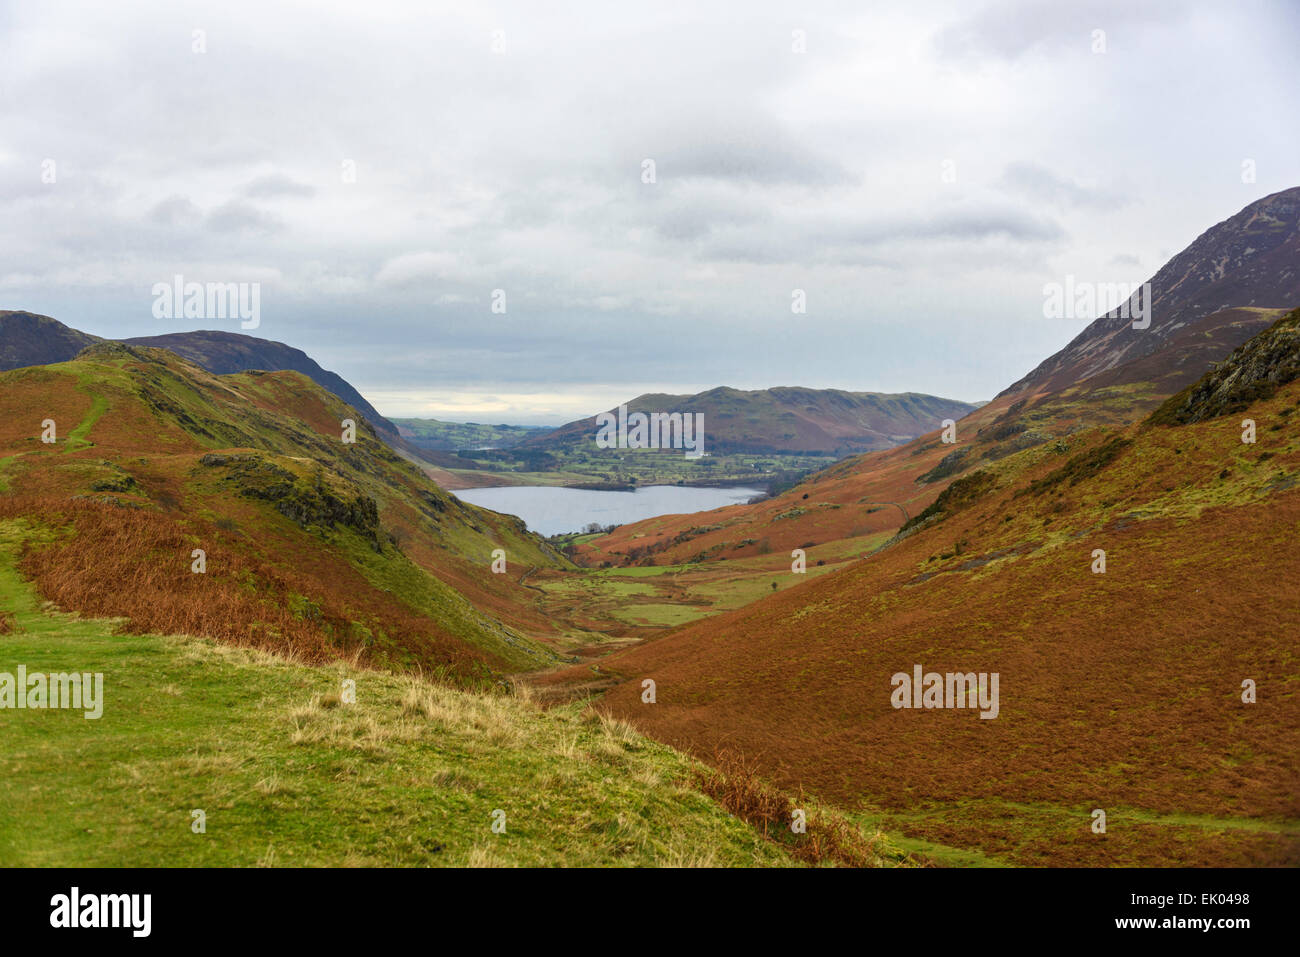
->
0, 343, 594, 676
546, 364, 1300, 866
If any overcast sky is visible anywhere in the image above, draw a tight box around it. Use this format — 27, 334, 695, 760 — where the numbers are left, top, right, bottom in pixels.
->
2, 0, 1298, 424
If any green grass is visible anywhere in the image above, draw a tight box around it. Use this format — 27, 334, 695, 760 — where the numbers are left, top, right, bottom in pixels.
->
388, 418, 550, 451
65, 391, 108, 452
608, 602, 710, 627
331, 524, 561, 671
0, 520, 811, 867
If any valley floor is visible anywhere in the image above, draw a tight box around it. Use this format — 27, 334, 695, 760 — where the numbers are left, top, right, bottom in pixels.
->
0, 520, 910, 868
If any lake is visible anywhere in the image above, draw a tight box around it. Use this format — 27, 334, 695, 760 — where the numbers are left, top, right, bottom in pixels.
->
454, 484, 765, 536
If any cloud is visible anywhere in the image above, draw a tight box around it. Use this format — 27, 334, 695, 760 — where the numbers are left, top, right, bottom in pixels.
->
149, 195, 203, 227
650, 114, 854, 187
241, 173, 316, 199
997, 162, 1129, 211
206, 200, 282, 235
3, 0, 1296, 407
375, 251, 463, 286
934, 0, 1190, 61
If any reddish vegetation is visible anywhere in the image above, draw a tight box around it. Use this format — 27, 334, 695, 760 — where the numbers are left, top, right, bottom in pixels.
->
694, 750, 896, 867
0, 349, 588, 667
556, 383, 1300, 865
575, 403, 1009, 568
0, 495, 498, 679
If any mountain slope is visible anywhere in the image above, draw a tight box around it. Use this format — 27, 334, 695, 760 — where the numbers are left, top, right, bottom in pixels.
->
122, 329, 397, 436
556, 309, 1300, 866
0, 342, 579, 674
0, 310, 103, 370
1002, 186, 1300, 398
0, 524, 913, 867
0, 316, 418, 454
524, 386, 978, 456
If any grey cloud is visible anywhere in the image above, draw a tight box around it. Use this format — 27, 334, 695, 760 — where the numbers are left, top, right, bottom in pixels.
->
644, 189, 773, 243
150, 195, 203, 226
2, 0, 1295, 412
998, 162, 1129, 210
935, 0, 1190, 61
241, 174, 316, 199
206, 200, 282, 235
647, 112, 854, 188
703, 206, 1064, 265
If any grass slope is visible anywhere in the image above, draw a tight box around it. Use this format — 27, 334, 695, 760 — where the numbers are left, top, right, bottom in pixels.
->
558, 325, 1300, 866
0, 519, 867, 868
0, 344, 581, 673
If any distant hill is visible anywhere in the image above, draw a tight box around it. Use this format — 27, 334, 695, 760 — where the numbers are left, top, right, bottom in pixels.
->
122, 330, 397, 436
521, 386, 978, 456
0, 316, 438, 461
0, 310, 103, 370
1003, 186, 1300, 398
392, 418, 552, 451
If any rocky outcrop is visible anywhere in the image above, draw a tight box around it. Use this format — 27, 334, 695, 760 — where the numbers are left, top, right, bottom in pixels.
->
1149, 306, 1300, 425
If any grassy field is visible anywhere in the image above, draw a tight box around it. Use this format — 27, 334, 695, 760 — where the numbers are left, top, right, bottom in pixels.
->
528, 532, 889, 634
389, 418, 549, 451
0, 519, 911, 867
434, 447, 833, 493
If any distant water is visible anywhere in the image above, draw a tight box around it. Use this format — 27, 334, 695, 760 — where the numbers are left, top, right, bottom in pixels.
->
455, 484, 764, 536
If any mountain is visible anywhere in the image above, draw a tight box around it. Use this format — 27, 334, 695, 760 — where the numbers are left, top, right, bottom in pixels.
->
122, 330, 397, 435
0, 340, 584, 675
574, 190, 1300, 570
0, 316, 439, 462
558, 308, 1300, 866
522, 387, 979, 456
1003, 186, 1300, 399
0, 316, 393, 434
0, 310, 103, 370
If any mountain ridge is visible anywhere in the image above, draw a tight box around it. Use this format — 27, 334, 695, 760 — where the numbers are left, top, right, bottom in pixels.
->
521, 385, 979, 456
1002, 186, 1300, 398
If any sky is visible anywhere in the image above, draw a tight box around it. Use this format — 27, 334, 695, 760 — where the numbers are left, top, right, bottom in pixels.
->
2, 0, 1299, 424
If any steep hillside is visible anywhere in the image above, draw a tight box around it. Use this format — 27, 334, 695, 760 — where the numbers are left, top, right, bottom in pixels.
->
574, 191, 1300, 569
1150, 306, 1300, 425
1003, 186, 1300, 398
0, 342, 581, 675
0, 315, 429, 460
0, 311, 103, 371
548, 311, 1300, 866
522, 387, 977, 456
121, 330, 399, 438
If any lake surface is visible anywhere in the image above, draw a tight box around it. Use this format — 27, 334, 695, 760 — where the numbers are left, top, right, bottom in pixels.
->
455, 484, 764, 536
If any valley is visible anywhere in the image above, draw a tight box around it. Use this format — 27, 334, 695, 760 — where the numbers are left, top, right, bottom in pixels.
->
2, 188, 1299, 869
